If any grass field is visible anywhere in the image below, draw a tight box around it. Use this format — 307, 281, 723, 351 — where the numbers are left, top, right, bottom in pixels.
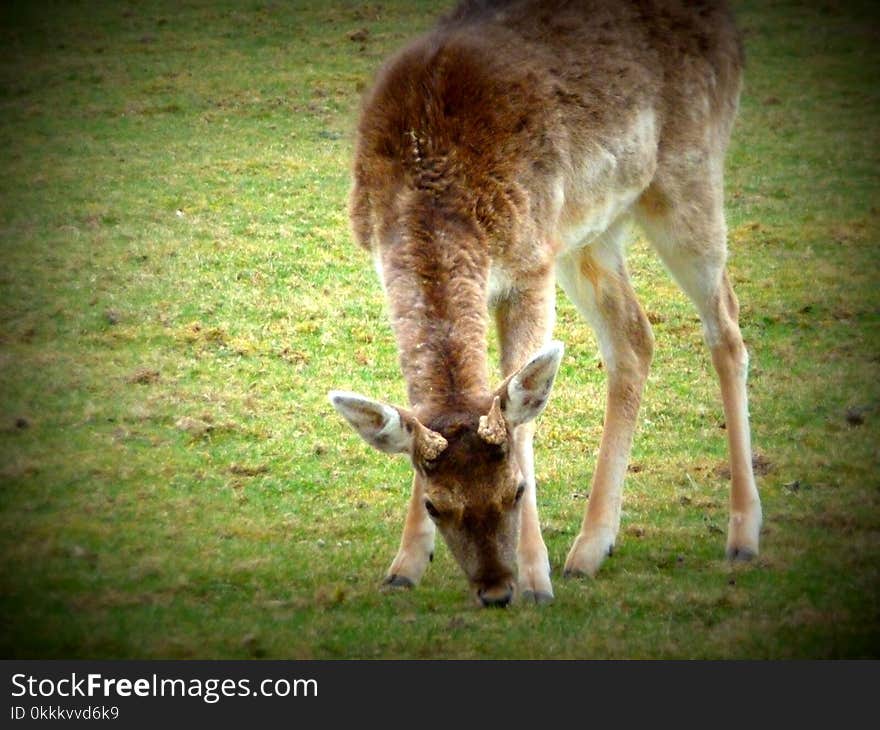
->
1, 0, 878, 659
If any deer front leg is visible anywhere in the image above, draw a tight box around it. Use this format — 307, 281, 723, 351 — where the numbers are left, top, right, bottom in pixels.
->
495, 275, 556, 603
513, 421, 554, 604
556, 240, 654, 577
383, 473, 435, 588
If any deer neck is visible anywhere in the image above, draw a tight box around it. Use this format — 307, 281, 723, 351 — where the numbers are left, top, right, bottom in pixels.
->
379, 217, 490, 414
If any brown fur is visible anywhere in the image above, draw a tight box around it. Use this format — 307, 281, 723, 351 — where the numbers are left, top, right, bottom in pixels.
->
338, 0, 760, 603
351, 0, 742, 401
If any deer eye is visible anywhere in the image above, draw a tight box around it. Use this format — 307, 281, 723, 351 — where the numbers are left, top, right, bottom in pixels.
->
515, 483, 526, 503
424, 499, 440, 519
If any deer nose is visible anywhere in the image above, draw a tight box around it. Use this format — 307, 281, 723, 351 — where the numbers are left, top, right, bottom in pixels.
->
478, 585, 513, 608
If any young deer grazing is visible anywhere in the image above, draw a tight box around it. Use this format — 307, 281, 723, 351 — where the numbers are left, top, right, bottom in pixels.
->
329, 0, 761, 607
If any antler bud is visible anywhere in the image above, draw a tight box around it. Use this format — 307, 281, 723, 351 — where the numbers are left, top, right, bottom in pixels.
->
416, 427, 448, 461
478, 396, 507, 445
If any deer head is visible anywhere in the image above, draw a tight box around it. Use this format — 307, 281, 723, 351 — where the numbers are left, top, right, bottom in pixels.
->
329, 341, 563, 606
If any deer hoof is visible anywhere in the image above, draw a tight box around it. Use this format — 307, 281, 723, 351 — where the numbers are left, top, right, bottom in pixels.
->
521, 590, 554, 606
726, 508, 761, 563
563, 529, 615, 578
382, 573, 415, 589
726, 546, 757, 562
562, 565, 604, 579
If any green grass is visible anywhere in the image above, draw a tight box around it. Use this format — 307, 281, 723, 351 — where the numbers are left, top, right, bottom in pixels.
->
1, 0, 878, 659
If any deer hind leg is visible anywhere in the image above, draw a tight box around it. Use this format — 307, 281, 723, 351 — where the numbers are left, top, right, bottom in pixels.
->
556, 223, 655, 577
383, 473, 435, 588
636, 180, 762, 560
494, 274, 556, 604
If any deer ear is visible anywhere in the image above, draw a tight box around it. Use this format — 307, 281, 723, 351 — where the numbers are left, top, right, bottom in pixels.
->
501, 340, 564, 428
328, 391, 447, 460
328, 391, 413, 454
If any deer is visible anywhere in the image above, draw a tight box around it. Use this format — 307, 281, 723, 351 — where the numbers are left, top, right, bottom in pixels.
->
328, 0, 762, 607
